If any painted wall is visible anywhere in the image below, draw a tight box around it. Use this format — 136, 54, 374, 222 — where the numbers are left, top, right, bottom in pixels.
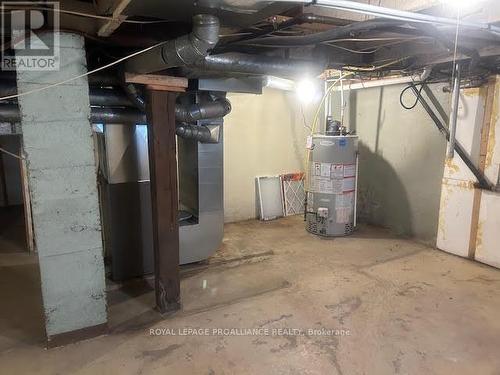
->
331, 83, 451, 243
17, 33, 107, 340
223, 88, 314, 223
223, 82, 450, 244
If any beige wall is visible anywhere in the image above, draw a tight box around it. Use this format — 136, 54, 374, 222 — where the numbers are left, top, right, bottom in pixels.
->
223, 88, 315, 223
224, 82, 451, 244
331, 83, 450, 243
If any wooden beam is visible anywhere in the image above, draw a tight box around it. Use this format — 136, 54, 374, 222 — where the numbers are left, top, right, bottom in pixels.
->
145, 89, 181, 314
125, 73, 188, 90
308, 0, 442, 23
20, 152, 35, 253
469, 78, 497, 258
97, 0, 133, 37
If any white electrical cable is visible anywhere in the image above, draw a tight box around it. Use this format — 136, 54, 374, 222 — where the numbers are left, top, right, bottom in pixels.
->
1, 6, 173, 24
0, 146, 25, 160
0, 41, 167, 102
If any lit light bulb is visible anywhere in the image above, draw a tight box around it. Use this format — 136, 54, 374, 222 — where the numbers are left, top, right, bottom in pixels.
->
295, 78, 318, 104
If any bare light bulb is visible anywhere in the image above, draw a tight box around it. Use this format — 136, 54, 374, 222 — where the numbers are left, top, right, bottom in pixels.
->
295, 79, 318, 104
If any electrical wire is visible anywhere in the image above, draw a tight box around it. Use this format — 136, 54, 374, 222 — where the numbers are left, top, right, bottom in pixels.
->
325, 43, 378, 54
300, 103, 312, 131
0, 6, 174, 24
303, 72, 354, 180
399, 83, 424, 110
342, 57, 409, 72
0, 146, 25, 160
0, 41, 167, 102
324, 36, 432, 55
219, 32, 255, 38
328, 37, 428, 43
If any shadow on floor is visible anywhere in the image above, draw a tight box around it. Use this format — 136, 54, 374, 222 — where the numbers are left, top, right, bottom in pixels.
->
0, 206, 27, 254
0, 206, 45, 351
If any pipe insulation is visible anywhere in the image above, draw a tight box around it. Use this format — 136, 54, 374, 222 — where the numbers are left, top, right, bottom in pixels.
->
194, 52, 326, 77
175, 97, 231, 123
125, 14, 220, 74
0, 97, 232, 124
0, 104, 147, 124
175, 124, 215, 143
123, 14, 323, 77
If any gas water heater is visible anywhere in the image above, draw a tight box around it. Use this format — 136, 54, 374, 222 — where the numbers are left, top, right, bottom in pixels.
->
305, 130, 358, 237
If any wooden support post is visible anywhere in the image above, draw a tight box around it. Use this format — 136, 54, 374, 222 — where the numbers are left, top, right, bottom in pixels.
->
468, 79, 497, 258
146, 89, 181, 313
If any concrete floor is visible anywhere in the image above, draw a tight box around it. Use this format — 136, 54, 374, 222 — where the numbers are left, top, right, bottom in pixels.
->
1, 215, 500, 374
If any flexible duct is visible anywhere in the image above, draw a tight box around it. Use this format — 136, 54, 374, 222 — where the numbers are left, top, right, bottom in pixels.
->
120, 81, 232, 123
123, 13, 323, 77
0, 104, 147, 124
175, 124, 215, 143
175, 97, 231, 123
0, 98, 232, 124
125, 14, 220, 74
1, 81, 232, 123
194, 52, 326, 78
91, 107, 147, 124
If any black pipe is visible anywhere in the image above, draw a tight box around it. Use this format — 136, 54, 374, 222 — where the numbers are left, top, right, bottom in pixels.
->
409, 84, 492, 190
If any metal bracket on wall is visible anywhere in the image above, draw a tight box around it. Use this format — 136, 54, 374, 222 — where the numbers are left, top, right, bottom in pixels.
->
410, 83, 493, 191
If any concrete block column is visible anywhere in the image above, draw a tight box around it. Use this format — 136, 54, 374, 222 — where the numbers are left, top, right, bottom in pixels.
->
16, 32, 107, 345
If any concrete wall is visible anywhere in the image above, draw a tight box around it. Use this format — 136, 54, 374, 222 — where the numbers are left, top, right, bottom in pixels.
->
223, 88, 313, 223
16, 33, 107, 341
436, 77, 500, 269
331, 83, 450, 243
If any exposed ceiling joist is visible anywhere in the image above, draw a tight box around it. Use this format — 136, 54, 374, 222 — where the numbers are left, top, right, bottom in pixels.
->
97, 0, 133, 37
307, 0, 442, 23
58, 0, 100, 35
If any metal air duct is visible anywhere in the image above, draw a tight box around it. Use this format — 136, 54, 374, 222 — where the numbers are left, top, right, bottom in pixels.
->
125, 14, 220, 74
194, 52, 326, 78
175, 97, 231, 123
